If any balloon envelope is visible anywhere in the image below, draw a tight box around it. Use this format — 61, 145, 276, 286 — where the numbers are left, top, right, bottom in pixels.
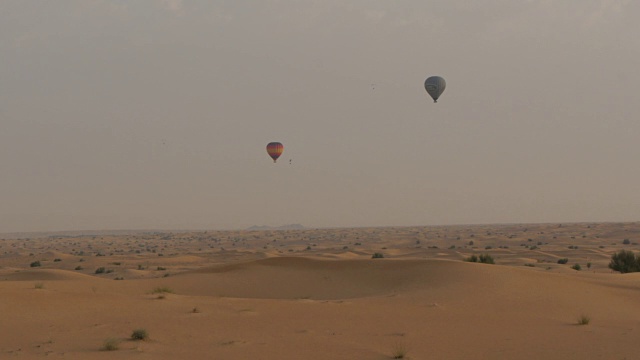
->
266, 142, 284, 163
424, 76, 446, 103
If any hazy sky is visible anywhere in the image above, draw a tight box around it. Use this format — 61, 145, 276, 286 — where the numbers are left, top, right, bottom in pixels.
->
2, 0, 639, 232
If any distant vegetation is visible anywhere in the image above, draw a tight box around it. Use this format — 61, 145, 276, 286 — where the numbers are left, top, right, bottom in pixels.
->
371, 253, 384, 259
464, 254, 494, 264
30, 261, 41, 267
571, 264, 581, 271
557, 258, 569, 264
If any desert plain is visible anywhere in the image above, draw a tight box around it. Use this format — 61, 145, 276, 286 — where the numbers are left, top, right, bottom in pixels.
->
1, 222, 640, 359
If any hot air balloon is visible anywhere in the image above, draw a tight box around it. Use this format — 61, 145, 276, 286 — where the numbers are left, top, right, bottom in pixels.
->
266, 142, 284, 163
424, 76, 446, 103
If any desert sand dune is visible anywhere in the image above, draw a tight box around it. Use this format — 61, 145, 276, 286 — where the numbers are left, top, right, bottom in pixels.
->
2, 222, 640, 359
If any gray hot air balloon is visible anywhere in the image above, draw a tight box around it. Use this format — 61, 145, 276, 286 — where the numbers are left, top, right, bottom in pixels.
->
424, 76, 446, 103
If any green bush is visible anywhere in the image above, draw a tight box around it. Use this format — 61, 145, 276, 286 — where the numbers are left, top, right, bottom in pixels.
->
609, 250, 639, 273
95, 267, 106, 274
571, 264, 581, 271
557, 258, 569, 264
372, 253, 384, 259
30, 261, 41, 267
478, 254, 494, 264
465, 254, 494, 264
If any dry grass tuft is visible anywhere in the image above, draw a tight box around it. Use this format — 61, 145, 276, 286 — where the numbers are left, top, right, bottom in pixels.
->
131, 328, 149, 341
391, 341, 408, 359
102, 338, 120, 351
577, 314, 591, 325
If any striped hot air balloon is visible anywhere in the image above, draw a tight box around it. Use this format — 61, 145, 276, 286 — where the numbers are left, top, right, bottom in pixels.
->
424, 76, 446, 103
266, 142, 284, 163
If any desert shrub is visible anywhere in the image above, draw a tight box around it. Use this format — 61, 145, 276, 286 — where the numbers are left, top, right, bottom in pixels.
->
75, 266, 83, 270
131, 329, 148, 341
623, 239, 631, 245
102, 338, 120, 351
478, 254, 494, 264
34, 282, 44, 289
53, 258, 62, 262
571, 264, 581, 271
95, 267, 106, 274
30, 261, 41, 267
372, 253, 384, 259
577, 314, 591, 325
465, 254, 478, 262
157, 266, 166, 271
608, 250, 639, 273
151, 286, 174, 294
557, 258, 569, 264
524, 263, 535, 267
587, 262, 591, 269
610, 250, 639, 273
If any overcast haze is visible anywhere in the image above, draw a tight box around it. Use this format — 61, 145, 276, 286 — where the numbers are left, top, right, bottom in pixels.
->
1, 1, 639, 232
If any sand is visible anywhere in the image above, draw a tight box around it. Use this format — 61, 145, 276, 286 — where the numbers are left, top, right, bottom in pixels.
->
1, 222, 640, 359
